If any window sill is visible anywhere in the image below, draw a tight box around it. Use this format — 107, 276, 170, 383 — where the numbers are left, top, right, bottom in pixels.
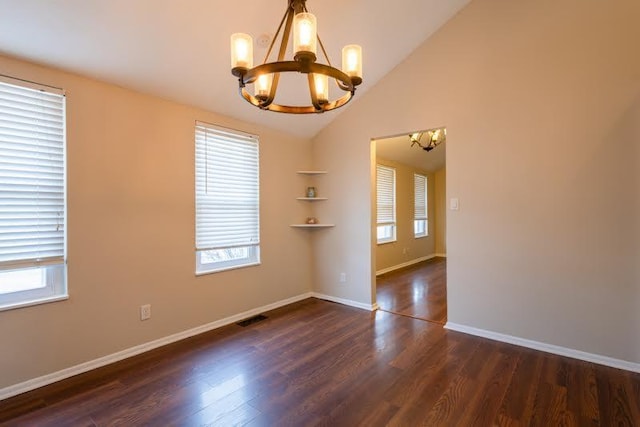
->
377, 239, 397, 246
196, 261, 261, 276
0, 294, 69, 313
414, 234, 429, 239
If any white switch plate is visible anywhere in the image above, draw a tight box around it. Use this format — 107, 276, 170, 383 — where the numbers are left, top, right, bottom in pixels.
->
450, 198, 459, 210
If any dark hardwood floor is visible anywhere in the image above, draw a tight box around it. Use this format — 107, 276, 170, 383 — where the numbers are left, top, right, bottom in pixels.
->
376, 257, 447, 323
1, 298, 639, 426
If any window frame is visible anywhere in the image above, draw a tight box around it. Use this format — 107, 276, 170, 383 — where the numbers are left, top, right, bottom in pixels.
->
194, 121, 261, 275
195, 245, 260, 276
414, 219, 427, 237
0, 265, 67, 311
376, 164, 397, 245
0, 75, 67, 311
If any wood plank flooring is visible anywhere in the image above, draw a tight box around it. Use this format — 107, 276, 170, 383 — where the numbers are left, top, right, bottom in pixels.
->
376, 257, 447, 323
1, 298, 639, 426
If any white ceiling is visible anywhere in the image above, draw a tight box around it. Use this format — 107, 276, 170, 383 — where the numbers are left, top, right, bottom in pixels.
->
376, 132, 446, 173
0, 0, 469, 139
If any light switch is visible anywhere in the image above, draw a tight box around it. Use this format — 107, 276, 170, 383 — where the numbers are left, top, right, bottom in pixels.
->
450, 198, 459, 210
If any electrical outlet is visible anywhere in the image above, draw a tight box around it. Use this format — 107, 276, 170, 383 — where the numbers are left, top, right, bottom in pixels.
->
140, 304, 151, 321
339, 272, 347, 283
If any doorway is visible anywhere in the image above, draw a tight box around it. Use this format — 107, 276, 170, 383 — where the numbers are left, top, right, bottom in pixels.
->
373, 128, 447, 324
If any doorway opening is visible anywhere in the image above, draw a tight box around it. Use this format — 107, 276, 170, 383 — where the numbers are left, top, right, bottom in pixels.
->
372, 128, 447, 324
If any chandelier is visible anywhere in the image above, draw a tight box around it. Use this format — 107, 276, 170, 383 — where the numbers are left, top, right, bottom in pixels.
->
410, 128, 447, 151
230, 0, 363, 114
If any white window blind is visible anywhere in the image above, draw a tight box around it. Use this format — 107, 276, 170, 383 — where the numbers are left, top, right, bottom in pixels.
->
414, 174, 427, 221
414, 173, 428, 237
0, 76, 65, 271
195, 122, 259, 253
377, 165, 395, 226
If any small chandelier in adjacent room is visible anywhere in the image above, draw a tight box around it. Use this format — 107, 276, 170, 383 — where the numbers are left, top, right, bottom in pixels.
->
230, 0, 363, 114
410, 128, 447, 151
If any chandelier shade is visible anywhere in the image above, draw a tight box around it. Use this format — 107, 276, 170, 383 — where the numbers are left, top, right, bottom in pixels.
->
230, 0, 363, 114
230, 33, 253, 70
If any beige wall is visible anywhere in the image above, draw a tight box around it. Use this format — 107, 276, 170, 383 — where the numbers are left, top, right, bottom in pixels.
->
313, 0, 640, 363
0, 55, 314, 389
434, 167, 446, 255
375, 158, 435, 272
2, 0, 639, 392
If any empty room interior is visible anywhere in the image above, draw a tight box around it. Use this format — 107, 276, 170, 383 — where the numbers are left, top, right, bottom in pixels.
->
0, 0, 639, 425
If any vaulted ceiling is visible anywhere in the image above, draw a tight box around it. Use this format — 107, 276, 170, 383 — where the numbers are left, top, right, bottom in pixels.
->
0, 0, 469, 139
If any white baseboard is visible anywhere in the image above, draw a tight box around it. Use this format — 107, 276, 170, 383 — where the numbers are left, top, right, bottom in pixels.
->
376, 254, 437, 276
0, 292, 314, 401
311, 292, 377, 311
444, 322, 640, 373
434, 253, 447, 258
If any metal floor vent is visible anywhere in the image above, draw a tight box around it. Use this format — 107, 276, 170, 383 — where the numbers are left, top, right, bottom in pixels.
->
236, 314, 268, 327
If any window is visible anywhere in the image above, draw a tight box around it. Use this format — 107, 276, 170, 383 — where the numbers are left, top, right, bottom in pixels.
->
0, 76, 67, 311
376, 164, 396, 244
414, 173, 428, 237
195, 122, 260, 274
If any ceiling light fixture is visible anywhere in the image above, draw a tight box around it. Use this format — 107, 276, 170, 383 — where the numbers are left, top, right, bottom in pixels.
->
230, 0, 363, 114
410, 128, 447, 152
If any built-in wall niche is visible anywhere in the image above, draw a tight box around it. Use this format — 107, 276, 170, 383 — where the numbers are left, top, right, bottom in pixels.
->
290, 171, 335, 228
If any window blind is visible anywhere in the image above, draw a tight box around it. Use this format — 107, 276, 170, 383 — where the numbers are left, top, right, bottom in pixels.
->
376, 165, 395, 225
414, 174, 427, 220
0, 77, 65, 270
195, 122, 259, 251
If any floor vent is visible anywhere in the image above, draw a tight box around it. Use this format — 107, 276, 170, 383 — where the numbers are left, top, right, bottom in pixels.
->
236, 314, 268, 327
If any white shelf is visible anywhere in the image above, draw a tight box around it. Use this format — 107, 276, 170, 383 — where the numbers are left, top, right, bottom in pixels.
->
294, 170, 331, 229
290, 224, 335, 228
296, 170, 327, 175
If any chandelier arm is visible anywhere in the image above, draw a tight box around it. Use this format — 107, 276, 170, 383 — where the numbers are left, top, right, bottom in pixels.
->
261, 80, 277, 109
263, 6, 295, 106
241, 62, 356, 110
263, 6, 290, 64
335, 81, 351, 92
310, 63, 354, 91
239, 87, 268, 109
307, 73, 322, 111
321, 91, 352, 111
263, 73, 280, 107
242, 62, 353, 91
240, 86, 353, 114
316, 35, 332, 68
276, 5, 295, 63
242, 62, 296, 83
